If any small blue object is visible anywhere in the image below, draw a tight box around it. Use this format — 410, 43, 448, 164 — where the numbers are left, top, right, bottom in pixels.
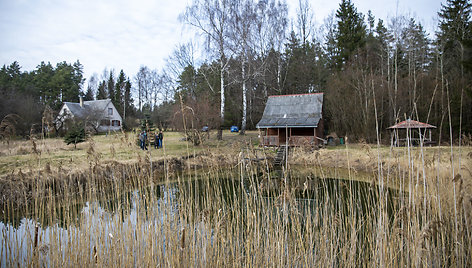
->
202, 126, 209, 132
230, 126, 239, 132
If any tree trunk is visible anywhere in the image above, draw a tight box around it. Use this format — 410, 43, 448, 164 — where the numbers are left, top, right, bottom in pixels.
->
241, 59, 247, 135
218, 61, 225, 140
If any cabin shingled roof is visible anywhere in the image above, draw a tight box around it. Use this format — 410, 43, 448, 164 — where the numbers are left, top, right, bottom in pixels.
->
256, 93, 323, 128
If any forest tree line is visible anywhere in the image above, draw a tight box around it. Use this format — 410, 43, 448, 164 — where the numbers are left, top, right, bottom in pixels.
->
1, 0, 471, 143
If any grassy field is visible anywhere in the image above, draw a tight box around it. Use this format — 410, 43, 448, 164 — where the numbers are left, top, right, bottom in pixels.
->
0, 130, 261, 175
1, 130, 471, 197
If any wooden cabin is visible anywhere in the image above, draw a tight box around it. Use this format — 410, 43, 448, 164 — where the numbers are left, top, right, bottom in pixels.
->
256, 93, 324, 147
388, 119, 436, 147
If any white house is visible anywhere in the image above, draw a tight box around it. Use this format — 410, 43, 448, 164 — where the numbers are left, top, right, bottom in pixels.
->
56, 98, 123, 133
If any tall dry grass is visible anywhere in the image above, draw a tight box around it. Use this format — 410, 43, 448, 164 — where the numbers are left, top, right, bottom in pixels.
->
1, 131, 471, 267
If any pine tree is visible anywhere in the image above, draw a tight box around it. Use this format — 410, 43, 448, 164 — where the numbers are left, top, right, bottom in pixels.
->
437, 0, 471, 73
140, 104, 155, 132
335, 0, 367, 67
64, 123, 86, 149
34, 62, 55, 106
52, 61, 83, 107
96, 81, 108, 100
107, 72, 115, 102
437, 0, 472, 135
123, 78, 133, 120
84, 85, 94, 101
114, 70, 126, 116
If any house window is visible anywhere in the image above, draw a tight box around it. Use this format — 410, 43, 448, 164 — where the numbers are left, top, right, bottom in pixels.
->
100, 120, 110, 126
108, 108, 113, 115
111, 120, 121, 127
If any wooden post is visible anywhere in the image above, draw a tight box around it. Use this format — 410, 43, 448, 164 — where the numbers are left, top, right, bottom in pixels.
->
289, 127, 292, 146
314, 127, 316, 145
278, 128, 280, 146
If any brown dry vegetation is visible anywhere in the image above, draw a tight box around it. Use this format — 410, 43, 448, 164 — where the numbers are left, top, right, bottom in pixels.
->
1, 131, 471, 212
1, 131, 471, 266
291, 143, 472, 209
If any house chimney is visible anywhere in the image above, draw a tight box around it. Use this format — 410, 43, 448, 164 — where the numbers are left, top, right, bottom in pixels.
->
80, 96, 83, 108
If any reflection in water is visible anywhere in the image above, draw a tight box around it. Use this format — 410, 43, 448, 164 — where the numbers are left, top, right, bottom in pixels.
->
1, 173, 398, 266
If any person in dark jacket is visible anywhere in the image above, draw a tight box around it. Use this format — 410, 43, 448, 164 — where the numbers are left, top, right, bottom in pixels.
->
139, 131, 144, 149
158, 131, 163, 148
142, 130, 148, 150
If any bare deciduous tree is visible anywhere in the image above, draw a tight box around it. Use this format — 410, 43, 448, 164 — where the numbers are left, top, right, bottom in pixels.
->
181, 0, 234, 140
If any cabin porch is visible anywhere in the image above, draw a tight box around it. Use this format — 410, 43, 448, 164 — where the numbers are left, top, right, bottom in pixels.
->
260, 127, 322, 147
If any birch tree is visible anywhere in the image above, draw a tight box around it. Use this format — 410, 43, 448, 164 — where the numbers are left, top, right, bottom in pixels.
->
181, 0, 234, 139
229, 0, 257, 134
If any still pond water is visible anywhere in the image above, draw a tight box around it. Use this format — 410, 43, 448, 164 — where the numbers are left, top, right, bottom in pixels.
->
0, 171, 399, 266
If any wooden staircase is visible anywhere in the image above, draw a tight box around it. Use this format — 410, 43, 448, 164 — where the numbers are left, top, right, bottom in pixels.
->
274, 145, 288, 166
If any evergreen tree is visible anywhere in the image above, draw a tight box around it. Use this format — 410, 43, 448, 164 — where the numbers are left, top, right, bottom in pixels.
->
140, 104, 155, 132
402, 19, 431, 71
0, 62, 23, 93
96, 81, 108, 100
52, 61, 83, 107
64, 123, 86, 149
177, 65, 198, 99
324, 14, 339, 71
335, 0, 367, 67
84, 85, 94, 101
283, 31, 323, 94
114, 70, 126, 116
33, 62, 55, 104
437, 0, 471, 72
437, 0, 472, 135
123, 78, 134, 119
107, 71, 115, 102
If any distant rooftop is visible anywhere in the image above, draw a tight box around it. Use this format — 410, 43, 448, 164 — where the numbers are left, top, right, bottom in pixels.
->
256, 93, 323, 128
64, 99, 112, 118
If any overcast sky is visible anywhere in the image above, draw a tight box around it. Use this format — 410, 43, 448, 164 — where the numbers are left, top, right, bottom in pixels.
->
0, 0, 444, 86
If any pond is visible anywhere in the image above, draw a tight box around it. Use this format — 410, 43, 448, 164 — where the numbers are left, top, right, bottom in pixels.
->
1, 168, 400, 267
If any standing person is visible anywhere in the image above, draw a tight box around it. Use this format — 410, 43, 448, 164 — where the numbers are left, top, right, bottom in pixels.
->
139, 131, 144, 150
154, 132, 159, 149
143, 130, 148, 150
158, 131, 163, 148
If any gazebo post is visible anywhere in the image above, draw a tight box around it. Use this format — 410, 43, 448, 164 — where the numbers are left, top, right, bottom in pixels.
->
390, 130, 394, 147
395, 129, 399, 147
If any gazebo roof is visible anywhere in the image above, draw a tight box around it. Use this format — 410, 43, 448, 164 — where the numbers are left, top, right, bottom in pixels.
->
387, 119, 436, 129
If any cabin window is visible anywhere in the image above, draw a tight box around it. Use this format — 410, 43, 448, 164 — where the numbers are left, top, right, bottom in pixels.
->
108, 108, 113, 115
111, 120, 121, 127
100, 119, 110, 126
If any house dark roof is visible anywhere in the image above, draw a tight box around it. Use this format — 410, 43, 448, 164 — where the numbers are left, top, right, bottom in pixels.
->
256, 93, 323, 128
387, 119, 436, 129
64, 99, 112, 119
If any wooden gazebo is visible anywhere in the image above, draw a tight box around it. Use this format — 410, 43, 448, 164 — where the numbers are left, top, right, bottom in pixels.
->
388, 119, 436, 147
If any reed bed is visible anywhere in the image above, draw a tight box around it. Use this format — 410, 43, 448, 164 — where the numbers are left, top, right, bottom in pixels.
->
1, 135, 471, 267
